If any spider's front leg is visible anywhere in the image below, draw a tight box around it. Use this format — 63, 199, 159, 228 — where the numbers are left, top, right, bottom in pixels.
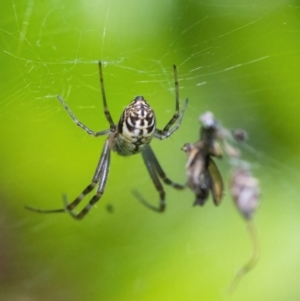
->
154, 64, 189, 140
57, 95, 111, 137
154, 98, 189, 140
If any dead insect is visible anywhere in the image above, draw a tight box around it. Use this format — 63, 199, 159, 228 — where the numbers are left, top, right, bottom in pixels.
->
182, 142, 223, 206
182, 112, 224, 206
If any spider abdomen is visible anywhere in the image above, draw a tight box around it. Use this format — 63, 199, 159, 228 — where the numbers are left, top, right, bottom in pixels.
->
114, 96, 156, 156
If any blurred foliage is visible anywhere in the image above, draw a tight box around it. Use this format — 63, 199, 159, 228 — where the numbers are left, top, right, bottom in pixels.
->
1, 0, 300, 300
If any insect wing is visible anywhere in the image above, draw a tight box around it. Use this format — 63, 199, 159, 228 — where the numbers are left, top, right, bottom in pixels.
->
208, 158, 223, 206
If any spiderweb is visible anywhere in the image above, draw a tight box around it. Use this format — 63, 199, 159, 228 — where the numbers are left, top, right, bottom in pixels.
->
0, 1, 299, 300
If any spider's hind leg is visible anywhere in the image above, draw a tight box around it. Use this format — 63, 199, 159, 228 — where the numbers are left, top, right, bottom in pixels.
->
63, 138, 111, 220
134, 146, 184, 213
145, 145, 185, 190
25, 177, 99, 217
132, 189, 166, 213
63, 191, 104, 220
25, 137, 112, 220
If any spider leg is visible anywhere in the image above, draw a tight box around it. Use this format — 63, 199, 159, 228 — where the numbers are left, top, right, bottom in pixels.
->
25, 136, 112, 217
98, 61, 116, 132
154, 64, 188, 139
133, 152, 165, 213
24, 205, 66, 214
154, 98, 188, 140
134, 145, 180, 213
134, 146, 185, 212
64, 148, 111, 220
143, 146, 185, 189
159, 64, 180, 133
25, 175, 99, 214
57, 95, 111, 137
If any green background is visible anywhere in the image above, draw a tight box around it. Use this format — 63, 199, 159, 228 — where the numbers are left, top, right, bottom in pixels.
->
1, 0, 300, 300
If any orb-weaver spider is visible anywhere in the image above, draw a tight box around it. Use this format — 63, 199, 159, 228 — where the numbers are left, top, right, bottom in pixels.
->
25, 62, 188, 220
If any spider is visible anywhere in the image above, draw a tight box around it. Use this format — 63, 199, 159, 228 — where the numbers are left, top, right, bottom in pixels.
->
25, 61, 188, 220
